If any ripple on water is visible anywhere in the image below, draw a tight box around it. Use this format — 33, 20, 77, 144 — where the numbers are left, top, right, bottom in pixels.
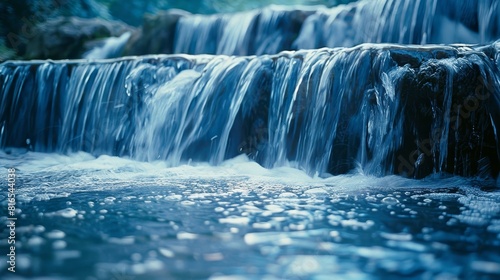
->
5, 151, 500, 279
471, 261, 500, 274
177, 232, 199, 240
379, 232, 412, 241
181, 200, 196, 206
381, 197, 400, 205
278, 192, 299, 199
104, 197, 116, 203
304, 188, 329, 197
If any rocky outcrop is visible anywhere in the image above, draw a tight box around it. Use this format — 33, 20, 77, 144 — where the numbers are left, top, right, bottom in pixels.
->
24, 17, 133, 60
0, 0, 110, 57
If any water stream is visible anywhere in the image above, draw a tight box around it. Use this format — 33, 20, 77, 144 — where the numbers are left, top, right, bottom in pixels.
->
1, 0, 500, 279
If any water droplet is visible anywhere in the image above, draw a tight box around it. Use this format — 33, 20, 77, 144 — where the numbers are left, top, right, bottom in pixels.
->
46, 230, 66, 239
382, 197, 400, 205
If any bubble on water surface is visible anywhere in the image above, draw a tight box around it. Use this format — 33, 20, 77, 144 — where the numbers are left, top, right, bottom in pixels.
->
46, 208, 78, 218
108, 236, 135, 245
219, 216, 250, 225
381, 197, 400, 205
46, 230, 66, 239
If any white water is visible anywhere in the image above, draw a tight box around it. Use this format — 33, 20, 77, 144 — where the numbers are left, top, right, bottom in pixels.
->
170, 1, 500, 56
2, 1, 500, 279
1, 150, 499, 279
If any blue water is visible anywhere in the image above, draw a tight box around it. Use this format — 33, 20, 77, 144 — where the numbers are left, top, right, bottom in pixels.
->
2, 1, 500, 279
1, 151, 499, 279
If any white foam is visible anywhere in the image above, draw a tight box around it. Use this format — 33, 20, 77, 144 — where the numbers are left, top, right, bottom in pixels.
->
3, 151, 498, 205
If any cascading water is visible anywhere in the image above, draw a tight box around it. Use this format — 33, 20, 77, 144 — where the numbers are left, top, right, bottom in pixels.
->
66, 1, 500, 60
1, 43, 499, 178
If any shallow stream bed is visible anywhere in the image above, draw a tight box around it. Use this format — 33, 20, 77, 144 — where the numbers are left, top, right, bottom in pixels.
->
1, 151, 500, 279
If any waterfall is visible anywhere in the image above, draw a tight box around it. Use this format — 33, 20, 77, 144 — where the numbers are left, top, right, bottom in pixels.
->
172, 6, 313, 56
1, 42, 499, 178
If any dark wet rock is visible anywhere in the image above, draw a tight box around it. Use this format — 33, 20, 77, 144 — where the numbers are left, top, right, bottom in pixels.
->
123, 8, 312, 56
396, 52, 500, 178
0, 0, 110, 57
24, 17, 133, 60
1, 42, 499, 179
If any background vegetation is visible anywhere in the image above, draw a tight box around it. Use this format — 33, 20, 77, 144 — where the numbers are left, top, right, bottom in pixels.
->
0, 0, 358, 59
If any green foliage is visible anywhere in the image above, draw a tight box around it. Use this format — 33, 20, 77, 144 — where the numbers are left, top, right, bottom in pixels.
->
207, 0, 347, 13
96, 0, 359, 26
0, 38, 18, 61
